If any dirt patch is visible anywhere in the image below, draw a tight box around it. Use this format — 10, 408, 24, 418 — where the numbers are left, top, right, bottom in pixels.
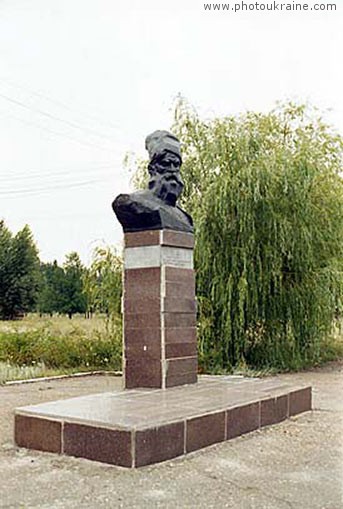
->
0, 363, 342, 509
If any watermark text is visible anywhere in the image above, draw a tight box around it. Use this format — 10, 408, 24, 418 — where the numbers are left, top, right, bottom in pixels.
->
203, 2, 337, 12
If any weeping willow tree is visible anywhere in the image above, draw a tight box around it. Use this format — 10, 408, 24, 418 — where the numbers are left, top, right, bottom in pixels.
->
132, 99, 343, 371
170, 99, 343, 371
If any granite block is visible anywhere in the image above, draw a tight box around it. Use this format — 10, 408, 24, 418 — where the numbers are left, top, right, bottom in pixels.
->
161, 230, 194, 249
124, 312, 161, 329
124, 268, 161, 297
164, 313, 196, 328
165, 372, 198, 388
64, 423, 132, 467
162, 298, 196, 313
125, 340, 161, 361
165, 342, 197, 359
164, 281, 196, 298
124, 298, 161, 314
289, 387, 312, 416
226, 402, 260, 439
164, 267, 195, 283
261, 395, 288, 427
166, 357, 198, 377
186, 411, 226, 452
124, 327, 161, 346
135, 422, 185, 467
125, 359, 162, 388
165, 327, 197, 344
124, 230, 160, 248
15, 415, 61, 453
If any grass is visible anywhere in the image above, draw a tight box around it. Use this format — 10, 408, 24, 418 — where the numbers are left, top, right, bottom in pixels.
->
0, 313, 108, 336
316, 326, 343, 364
0, 362, 85, 384
1, 313, 342, 383
0, 313, 122, 383
198, 321, 343, 376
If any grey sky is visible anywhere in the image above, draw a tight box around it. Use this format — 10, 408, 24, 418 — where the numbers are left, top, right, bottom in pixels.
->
0, 0, 342, 265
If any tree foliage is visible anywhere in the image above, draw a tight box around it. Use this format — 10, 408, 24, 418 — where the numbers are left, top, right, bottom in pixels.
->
135, 100, 343, 371
175, 100, 343, 370
83, 246, 122, 317
0, 221, 123, 322
37, 254, 87, 319
61, 252, 87, 318
0, 221, 40, 319
37, 261, 65, 315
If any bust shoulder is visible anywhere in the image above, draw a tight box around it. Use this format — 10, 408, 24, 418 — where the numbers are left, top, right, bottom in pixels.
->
112, 190, 193, 233
113, 190, 159, 214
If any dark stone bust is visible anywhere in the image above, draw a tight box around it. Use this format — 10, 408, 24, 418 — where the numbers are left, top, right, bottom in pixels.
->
112, 130, 193, 233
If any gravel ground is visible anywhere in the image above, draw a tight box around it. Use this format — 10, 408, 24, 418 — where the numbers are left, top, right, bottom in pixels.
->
0, 362, 342, 509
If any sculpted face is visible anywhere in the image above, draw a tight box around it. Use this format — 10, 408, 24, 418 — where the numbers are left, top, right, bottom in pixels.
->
113, 130, 194, 233
148, 151, 184, 206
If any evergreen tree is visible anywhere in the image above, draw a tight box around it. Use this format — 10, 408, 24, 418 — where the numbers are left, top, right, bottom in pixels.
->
0, 222, 40, 319
37, 261, 65, 315
0, 220, 14, 319
60, 252, 87, 319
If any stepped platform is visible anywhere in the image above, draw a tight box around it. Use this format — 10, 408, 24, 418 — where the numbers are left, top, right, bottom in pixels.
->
14, 375, 312, 468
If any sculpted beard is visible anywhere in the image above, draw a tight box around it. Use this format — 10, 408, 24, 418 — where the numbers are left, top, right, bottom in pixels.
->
148, 171, 184, 206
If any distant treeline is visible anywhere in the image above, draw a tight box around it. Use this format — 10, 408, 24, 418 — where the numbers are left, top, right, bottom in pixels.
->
0, 219, 122, 320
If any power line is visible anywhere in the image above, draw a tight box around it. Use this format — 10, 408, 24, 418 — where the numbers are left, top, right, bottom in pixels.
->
0, 163, 117, 181
0, 109, 116, 153
0, 178, 109, 197
0, 75, 121, 132
0, 91, 115, 142
0, 171, 115, 187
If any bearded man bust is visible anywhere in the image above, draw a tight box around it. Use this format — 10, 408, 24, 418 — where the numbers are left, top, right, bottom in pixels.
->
112, 130, 194, 233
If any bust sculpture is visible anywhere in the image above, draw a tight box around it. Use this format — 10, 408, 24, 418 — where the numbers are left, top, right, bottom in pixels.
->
112, 130, 194, 233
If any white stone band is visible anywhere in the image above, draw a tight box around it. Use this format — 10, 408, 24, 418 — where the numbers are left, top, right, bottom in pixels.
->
124, 245, 193, 269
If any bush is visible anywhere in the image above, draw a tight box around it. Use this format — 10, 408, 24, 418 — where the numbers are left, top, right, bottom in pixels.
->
0, 320, 122, 371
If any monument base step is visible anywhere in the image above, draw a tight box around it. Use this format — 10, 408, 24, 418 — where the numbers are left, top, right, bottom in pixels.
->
14, 376, 311, 468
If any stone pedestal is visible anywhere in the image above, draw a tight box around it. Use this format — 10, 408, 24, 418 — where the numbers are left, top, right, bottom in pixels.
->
13, 229, 313, 469
14, 377, 312, 468
123, 229, 197, 389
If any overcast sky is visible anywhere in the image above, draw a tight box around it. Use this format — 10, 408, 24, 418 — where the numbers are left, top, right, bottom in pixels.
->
0, 0, 342, 265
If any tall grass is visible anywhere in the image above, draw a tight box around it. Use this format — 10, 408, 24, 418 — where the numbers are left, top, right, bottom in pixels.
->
0, 314, 122, 377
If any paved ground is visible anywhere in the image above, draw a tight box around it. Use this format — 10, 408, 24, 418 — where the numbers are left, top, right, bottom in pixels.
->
0, 362, 342, 509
